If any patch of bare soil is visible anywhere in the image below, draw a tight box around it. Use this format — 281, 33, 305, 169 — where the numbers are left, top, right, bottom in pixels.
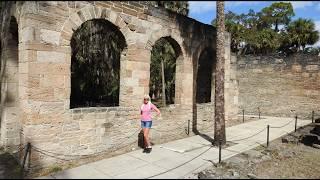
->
197, 124, 320, 179
0, 148, 23, 179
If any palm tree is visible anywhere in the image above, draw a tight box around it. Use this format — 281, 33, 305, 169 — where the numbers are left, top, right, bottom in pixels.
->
287, 18, 319, 51
214, 1, 226, 146
150, 38, 177, 107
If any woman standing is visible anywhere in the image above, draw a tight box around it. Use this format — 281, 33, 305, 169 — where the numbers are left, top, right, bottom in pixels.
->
140, 94, 161, 153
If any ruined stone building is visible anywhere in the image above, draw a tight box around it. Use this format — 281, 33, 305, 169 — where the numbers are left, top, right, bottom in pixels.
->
0, 1, 238, 168
1, 1, 319, 170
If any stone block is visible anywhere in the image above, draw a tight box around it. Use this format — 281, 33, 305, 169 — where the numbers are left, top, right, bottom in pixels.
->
306, 65, 319, 71
94, 7, 102, 19
54, 88, 69, 100
19, 50, 36, 62
292, 64, 302, 72
96, 2, 111, 9
29, 62, 70, 75
21, 27, 35, 42
62, 122, 80, 132
37, 51, 66, 63
40, 29, 60, 45
82, 7, 93, 21
28, 87, 55, 101
21, 43, 71, 54
123, 7, 138, 16
302, 72, 310, 78
127, 49, 151, 62
40, 74, 65, 88
70, 13, 83, 27
88, 6, 96, 19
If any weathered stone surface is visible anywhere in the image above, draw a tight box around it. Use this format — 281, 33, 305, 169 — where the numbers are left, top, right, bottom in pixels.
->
21, 27, 35, 42
37, 51, 66, 63
282, 136, 299, 144
237, 54, 320, 119
40, 29, 60, 45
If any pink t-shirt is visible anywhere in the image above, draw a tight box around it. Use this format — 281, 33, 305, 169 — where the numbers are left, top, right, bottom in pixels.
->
140, 102, 157, 121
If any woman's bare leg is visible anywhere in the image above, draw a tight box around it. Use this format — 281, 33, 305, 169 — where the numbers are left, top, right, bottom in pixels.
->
143, 128, 150, 148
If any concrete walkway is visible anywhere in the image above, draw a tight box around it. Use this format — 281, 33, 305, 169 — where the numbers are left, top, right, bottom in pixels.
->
37, 115, 310, 179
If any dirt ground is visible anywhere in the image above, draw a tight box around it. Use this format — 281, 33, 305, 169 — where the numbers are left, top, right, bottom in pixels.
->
0, 148, 23, 179
197, 125, 320, 179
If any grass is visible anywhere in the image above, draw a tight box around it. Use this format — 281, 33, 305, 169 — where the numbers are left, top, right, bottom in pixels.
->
48, 166, 63, 173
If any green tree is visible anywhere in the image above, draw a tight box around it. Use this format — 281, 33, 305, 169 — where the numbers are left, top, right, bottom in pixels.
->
150, 38, 177, 107
70, 19, 126, 108
211, 2, 320, 56
256, 29, 281, 54
212, 11, 246, 54
286, 18, 319, 52
148, 1, 189, 106
149, 1, 189, 16
261, 2, 294, 32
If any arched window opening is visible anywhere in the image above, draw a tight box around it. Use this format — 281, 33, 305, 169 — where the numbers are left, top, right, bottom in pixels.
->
149, 37, 182, 107
70, 19, 127, 108
196, 48, 216, 103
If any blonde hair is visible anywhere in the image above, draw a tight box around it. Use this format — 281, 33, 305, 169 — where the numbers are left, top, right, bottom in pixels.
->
143, 94, 151, 103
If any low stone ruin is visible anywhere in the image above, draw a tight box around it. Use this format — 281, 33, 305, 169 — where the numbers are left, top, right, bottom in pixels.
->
282, 119, 320, 148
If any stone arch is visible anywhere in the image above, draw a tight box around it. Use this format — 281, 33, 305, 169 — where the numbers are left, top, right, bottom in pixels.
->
191, 41, 216, 133
60, 6, 131, 108
146, 28, 186, 58
193, 41, 216, 102
196, 47, 216, 103
147, 30, 186, 105
60, 6, 129, 47
193, 41, 215, 68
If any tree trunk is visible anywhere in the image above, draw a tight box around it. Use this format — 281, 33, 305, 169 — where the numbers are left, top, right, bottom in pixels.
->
275, 19, 278, 32
161, 58, 166, 107
214, 1, 226, 146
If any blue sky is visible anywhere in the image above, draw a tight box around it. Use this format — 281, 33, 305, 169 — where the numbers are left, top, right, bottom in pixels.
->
188, 1, 320, 46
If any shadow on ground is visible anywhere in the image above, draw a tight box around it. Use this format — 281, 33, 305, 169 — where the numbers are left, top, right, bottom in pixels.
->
0, 150, 23, 179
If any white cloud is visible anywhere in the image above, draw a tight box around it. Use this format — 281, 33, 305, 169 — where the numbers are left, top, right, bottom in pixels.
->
189, 1, 216, 14
289, 1, 314, 10
312, 21, 320, 47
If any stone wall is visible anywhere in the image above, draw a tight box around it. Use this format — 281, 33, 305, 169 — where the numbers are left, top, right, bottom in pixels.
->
0, 1, 238, 170
237, 53, 320, 119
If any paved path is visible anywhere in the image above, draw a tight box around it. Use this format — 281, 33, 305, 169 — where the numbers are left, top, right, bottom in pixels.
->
36, 115, 310, 179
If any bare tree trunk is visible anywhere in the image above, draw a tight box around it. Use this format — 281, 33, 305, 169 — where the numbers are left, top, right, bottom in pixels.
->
214, 1, 226, 146
161, 58, 166, 107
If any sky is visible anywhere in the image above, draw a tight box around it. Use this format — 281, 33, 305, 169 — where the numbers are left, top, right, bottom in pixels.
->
188, 1, 320, 46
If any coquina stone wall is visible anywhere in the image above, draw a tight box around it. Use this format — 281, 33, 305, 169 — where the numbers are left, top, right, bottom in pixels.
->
0, 1, 238, 170
237, 53, 320, 119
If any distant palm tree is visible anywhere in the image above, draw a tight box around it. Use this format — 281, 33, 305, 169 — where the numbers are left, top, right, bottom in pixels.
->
214, 1, 226, 146
287, 18, 319, 51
